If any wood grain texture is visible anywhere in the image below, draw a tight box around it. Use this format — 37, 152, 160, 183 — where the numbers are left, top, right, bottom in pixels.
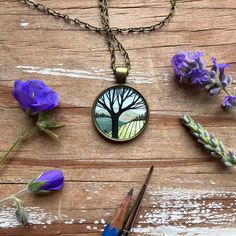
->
0, 0, 236, 235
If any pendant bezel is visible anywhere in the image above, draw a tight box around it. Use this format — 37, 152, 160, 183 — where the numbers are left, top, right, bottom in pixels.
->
92, 84, 149, 142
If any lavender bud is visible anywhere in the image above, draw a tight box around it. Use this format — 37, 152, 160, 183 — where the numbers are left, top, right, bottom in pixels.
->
209, 87, 221, 95
221, 75, 232, 88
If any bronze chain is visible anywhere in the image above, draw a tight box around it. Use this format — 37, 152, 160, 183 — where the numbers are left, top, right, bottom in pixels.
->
20, 0, 177, 74
98, 0, 131, 72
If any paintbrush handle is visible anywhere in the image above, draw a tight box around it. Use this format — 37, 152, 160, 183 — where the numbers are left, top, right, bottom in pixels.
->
121, 166, 154, 235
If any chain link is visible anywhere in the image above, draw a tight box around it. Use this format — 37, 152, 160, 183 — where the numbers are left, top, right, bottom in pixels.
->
20, 0, 176, 33
20, 0, 177, 73
98, 0, 131, 71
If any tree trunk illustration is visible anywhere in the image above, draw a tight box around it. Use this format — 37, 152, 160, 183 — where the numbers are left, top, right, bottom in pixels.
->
111, 114, 120, 139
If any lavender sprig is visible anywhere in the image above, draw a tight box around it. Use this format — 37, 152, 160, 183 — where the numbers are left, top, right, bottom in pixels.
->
171, 52, 235, 109
181, 115, 236, 167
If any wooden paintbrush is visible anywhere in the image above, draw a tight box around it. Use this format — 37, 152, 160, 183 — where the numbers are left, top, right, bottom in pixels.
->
121, 166, 154, 236
102, 166, 154, 236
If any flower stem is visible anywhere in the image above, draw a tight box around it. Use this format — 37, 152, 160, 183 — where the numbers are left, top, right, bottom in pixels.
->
0, 188, 28, 205
222, 87, 232, 96
0, 139, 20, 165
215, 82, 232, 96
0, 123, 38, 165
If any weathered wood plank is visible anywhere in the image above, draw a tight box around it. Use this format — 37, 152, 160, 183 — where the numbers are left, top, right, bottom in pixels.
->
0, 0, 236, 235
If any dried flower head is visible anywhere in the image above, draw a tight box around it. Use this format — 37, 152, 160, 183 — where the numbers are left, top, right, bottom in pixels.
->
181, 114, 236, 167
171, 52, 233, 109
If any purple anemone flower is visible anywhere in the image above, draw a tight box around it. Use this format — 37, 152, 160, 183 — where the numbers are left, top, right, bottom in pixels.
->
222, 96, 236, 109
28, 170, 64, 193
12, 80, 59, 114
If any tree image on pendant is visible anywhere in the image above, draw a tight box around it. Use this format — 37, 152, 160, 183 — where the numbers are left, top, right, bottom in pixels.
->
94, 85, 148, 141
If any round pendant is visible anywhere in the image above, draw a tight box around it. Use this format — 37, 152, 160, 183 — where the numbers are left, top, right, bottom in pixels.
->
92, 85, 149, 142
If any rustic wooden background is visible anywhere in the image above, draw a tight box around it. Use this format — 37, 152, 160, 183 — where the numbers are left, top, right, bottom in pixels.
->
0, 0, 236, 235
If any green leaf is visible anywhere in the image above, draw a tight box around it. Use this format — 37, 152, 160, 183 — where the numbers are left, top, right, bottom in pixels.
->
37, 112, 64, 135
42, 128, 59, 139
34, 190, 51, 195
43, 121, 64, 129
16, 206, 29, 225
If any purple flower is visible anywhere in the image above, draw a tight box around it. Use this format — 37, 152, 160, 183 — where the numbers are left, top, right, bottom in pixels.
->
28, 170, 64, 193
171, 51, 208, 85
212, 57, 230, 74
222, 96, 236, 109
212, 58, 232, 88
191, 69, 209, 86
209, 87, 221, 95
171, 51, 235, 110
12, 80, 59, 114
171, 52, 187, 78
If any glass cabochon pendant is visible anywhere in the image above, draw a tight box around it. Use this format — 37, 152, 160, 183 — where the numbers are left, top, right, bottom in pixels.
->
92, 67, 149, 142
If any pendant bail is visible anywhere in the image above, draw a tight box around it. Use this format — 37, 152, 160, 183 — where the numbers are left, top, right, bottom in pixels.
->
114, 67, 129, 84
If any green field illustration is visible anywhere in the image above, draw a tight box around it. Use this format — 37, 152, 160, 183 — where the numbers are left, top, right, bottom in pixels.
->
107, 120, 145, 139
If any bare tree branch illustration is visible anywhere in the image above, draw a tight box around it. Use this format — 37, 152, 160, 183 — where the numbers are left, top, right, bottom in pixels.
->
95, 86, 146, 138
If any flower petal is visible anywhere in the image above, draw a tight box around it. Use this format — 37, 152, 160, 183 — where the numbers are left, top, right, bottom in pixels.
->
12, 79, 59, 114
28, 170, 64, 193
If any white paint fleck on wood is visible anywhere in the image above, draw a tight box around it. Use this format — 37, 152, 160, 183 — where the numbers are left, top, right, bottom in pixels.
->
1, 188, 235, 235
20, 20, 29, 28
15, 65, 165, 84
132, 226, 236, 236
132, 188, 236, 235
0, 206, 52, 228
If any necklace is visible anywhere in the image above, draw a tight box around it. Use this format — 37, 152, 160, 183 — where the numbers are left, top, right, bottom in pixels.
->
21, 0, 177, 142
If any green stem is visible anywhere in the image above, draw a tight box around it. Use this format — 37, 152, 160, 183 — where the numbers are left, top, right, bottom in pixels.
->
0, 126, 38, 165
21, 126, 38, 140
0, 188, 28, 205
215, 81, 232, 96
0, 139, 21, 165
222, 87, 232, 96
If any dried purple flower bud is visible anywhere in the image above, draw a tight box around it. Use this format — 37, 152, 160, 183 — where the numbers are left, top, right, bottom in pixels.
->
209, 87, 221, 95
28, 170, 64, 193
12, 80, 59, 115
171, 51, 209, 86
222, 96, 236, 109
191, 69, 209, 86
212, 58, 232, 88
221, 75, 232, 88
